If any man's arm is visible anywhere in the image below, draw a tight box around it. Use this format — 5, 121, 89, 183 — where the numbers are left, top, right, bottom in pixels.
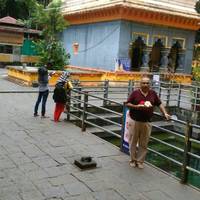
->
126, 102, 147, 110
159, 103, 170, 120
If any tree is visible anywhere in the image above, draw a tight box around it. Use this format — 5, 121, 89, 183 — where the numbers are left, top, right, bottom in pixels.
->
0, 0, 51, 19
33, 0, 70, 70
196, 0, 200, 14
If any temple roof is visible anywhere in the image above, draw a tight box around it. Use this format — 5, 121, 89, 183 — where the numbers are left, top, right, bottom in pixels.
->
62, 0, 199, 18
0, 16, 23, 27
61, 0, 200, 30
0, 16, 40, 34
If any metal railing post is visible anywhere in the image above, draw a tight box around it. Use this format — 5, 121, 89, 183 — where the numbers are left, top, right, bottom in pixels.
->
73, 79, 80, 88
158, 82, 162, 98
194, 86, 198, 112
120, 102, 126, 152
181, 121, 192, 184
66, 90, 71, 121
177, 83, 181, 107
166, 82, 171, 106
77, 87, 82, 118
128, 80, 133, 97
81, 92, 88, 132
103, 80, 109, 106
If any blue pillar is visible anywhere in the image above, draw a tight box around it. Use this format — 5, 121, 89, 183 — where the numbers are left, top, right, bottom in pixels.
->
176, 49, 185, 73
160, 48, 170, 72
141, 46, 151, 72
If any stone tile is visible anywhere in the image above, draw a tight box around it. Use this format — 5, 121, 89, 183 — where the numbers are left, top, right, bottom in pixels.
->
39, 185, 67, 199
0, 194, 21, 200
0, 158, 16, 170
0, 178, 14, 188
32, 156, 59, 168
0, 185, 20, 200
143, 190, 174, 200
71, 171, 98, 182
25, 169, 49, 180
18, 162, 40, 172
93, 189, 125, 200
64, 181, 91, 195
63, 192, 96, 200
20, 189, 44, 200
48, 174, 78, 186
84, 179, 110, 192
20, 145, 46, 158
9, 154, 32, 165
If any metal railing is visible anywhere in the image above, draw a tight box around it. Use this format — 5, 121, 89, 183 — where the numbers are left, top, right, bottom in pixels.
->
67, 88, 122, 138
72, 80, 200, 112
148, 113, 200, 187
66, 83, 200, 189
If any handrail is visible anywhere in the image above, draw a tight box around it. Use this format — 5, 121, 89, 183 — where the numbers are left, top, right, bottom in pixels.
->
150, 136, 184, 152
72, 88, 122, 106
148, 147, 183, 166
67, 85, 200, 189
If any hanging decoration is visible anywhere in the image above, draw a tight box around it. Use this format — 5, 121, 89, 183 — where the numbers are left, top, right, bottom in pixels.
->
73, 42, 79, 55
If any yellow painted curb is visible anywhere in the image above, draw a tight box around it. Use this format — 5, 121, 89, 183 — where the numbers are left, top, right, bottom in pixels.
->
7, 66, 192, 86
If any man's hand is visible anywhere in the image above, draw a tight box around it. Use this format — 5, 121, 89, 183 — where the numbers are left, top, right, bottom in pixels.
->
136, 104, 152, 110
164, 113, 171, 120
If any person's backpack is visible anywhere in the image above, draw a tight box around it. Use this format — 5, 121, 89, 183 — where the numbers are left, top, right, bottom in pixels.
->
53, 83, 67, 103
66, 80, 73, 90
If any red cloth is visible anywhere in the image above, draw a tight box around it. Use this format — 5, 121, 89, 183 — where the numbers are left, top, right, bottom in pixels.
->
54, 103, 65, 122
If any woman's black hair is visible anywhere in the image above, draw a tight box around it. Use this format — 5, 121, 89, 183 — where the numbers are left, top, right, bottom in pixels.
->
38, 67, 48, 83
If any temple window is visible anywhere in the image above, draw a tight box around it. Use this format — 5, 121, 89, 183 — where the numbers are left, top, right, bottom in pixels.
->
132, 32, 149, 45
168, 38, 184, 73
171, 38, 185, 49
129, 32, 148, 71
149, 38, 165, 72
152, 35, 168, 47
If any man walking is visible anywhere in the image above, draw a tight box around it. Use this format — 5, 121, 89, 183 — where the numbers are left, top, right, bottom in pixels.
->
126, 76, 170, 169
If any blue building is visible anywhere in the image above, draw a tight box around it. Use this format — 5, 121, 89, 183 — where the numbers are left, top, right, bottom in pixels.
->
61, 0, 200, 73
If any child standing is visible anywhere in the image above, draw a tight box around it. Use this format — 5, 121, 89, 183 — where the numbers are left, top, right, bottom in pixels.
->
53, 71, 71, 122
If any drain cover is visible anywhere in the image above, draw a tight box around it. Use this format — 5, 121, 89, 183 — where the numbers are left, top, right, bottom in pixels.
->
74, 157, 97, 170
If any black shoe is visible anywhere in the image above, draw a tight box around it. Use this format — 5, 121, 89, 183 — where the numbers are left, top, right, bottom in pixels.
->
41, 115, 49, 118
34, 114, 39, 117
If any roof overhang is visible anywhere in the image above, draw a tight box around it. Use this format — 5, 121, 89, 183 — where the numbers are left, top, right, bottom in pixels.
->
0, 26, 41, 34
63, 1, 200, 30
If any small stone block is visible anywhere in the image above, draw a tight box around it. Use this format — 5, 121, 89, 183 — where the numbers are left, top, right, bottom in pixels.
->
32, 81, 39, 87
74, 157, 97, 170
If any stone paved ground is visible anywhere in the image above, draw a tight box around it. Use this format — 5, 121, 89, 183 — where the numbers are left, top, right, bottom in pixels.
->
0, 69, 200, 200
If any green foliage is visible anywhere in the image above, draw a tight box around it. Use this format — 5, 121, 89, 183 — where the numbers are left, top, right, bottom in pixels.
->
32, 0, 68, 39
0, 0, 27, 19
32, 0, 70, 70
0, 0, 50, 19
34, 39, 70, 70
193, 45, 200, 61
192, 66, 200, 82
195, 1, 200, 13
0, 0, 69, 70
0, 0, 7, 10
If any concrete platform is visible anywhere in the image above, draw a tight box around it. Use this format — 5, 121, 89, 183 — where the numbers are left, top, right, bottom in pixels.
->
0, 68, 199, 200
